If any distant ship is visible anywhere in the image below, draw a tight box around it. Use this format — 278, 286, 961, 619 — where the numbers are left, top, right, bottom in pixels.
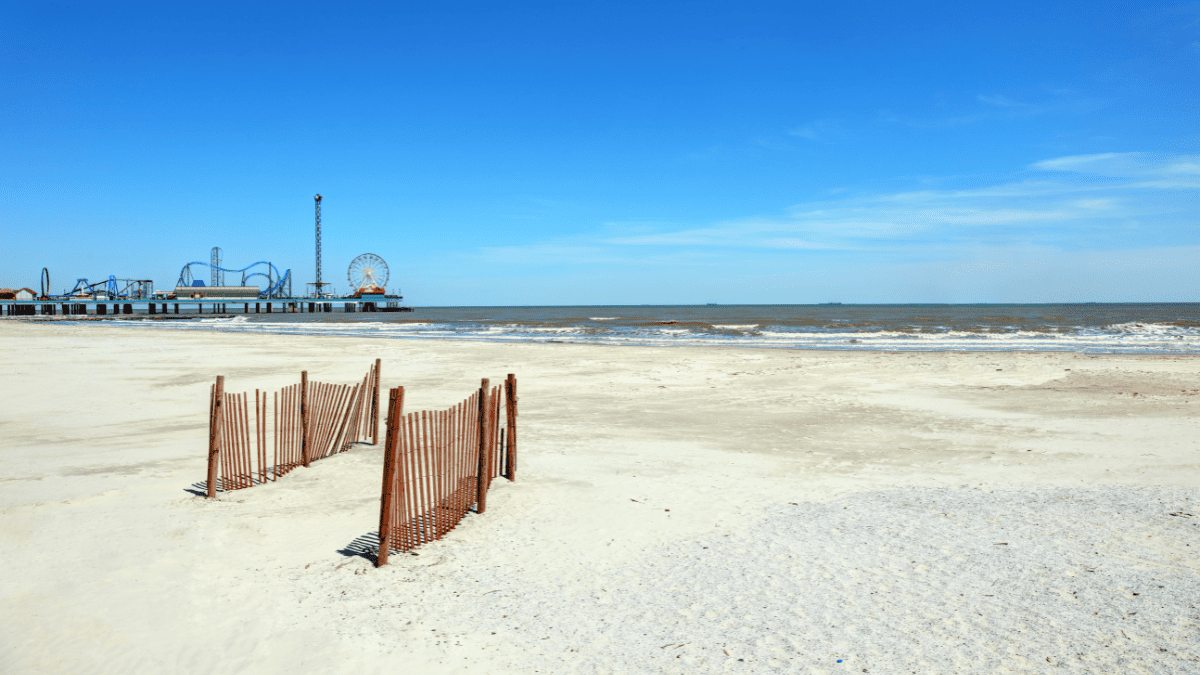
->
820, 302, 842, 305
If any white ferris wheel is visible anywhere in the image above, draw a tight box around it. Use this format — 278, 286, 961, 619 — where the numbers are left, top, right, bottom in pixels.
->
347, 253, 389, 295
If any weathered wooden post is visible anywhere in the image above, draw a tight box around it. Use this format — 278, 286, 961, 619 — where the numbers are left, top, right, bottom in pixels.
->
377, 387, 405, 567
207, 376, 225, 498
371, 358, 382, 444
273, 390, 280, 481
255, 389, 263, 484
475, 378, 490, 513
505, 374, 517, 481
300, 370, 310, 467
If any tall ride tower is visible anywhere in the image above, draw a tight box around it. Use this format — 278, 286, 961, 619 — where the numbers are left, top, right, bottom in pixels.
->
315, 194, 322, 291
309, 194, 331, 297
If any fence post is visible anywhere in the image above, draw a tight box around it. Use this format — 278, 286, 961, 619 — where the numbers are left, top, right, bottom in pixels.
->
372, 358, 382, 444
300, 370, 310, 467
377, 386, 404, 567
207, 376, 225, 498
256, 389, 265, 484
331, 383, 362, 454
505, 374, 517, 481
475, 378, 490, 513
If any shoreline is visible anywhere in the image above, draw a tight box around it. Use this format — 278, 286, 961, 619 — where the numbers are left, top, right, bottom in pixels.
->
14, 317, 1200, 356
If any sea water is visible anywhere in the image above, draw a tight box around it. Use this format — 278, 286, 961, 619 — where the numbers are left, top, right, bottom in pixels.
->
100, 303, 1200, 354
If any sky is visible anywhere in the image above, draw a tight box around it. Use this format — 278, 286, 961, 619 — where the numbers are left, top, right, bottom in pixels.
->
3, 1, 1198, 304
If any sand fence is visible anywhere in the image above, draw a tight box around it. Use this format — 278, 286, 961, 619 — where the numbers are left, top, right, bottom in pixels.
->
377, 375, 517, 566
202, 362, 518, 564
205, 360, 382, 495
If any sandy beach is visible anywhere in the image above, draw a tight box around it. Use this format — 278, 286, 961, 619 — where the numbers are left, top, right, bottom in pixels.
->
1, 321, 1196, 674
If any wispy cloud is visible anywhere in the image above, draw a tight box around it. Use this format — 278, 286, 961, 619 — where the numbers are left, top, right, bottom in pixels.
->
452, 152, 1197, 275
1031, 151, 1200, 177
976, 93, 1027, 107
787, 119, 847, 143
418, 151, 1200, 304
880, 90, 1105, 129
592, 151, 1198, 252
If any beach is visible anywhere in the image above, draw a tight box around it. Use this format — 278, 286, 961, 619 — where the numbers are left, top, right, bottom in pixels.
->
1, 320, 1197, 674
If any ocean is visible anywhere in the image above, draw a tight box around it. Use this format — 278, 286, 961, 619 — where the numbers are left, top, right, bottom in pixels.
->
105, 303, 1200, 354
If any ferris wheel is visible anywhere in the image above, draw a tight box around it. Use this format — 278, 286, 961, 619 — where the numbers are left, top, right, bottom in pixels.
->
348, 253, 389, 294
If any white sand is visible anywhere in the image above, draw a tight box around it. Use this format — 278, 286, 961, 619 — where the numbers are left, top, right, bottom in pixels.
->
0, 321, 1197, 674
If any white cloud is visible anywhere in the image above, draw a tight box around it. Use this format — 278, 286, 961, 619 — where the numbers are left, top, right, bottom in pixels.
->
450, 153, 1196, 280
977, 94, 1025, 107
788, 126, 821, 141
431, 150, 1199, 303
590, 152, 1197, 252
1031, 151, 1200, 177
1072, 198, 1120, 210
881, 92, 1104, 129
787, 119, 845, 143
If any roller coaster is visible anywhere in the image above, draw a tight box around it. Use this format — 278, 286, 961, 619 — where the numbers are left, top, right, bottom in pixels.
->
175, 260, 292, 299
47, 269, 155, 301
34, 266, 152, 300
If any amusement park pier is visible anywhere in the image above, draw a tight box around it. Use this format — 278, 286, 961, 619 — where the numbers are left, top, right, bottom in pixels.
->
2, 253, 408, 317
2, 196, 411, 318
0, 297, 410, 318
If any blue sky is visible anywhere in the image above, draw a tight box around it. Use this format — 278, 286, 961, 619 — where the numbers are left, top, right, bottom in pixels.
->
4, 1, 1198, 304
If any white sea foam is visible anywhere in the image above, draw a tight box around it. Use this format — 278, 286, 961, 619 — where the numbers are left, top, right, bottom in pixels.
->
589, 317, 617, 320
193, 315, 251, 325
1107, 321, 1186, 334
105, 316, 1200, 353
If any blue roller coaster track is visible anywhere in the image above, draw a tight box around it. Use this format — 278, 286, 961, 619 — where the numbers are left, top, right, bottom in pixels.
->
54, 275, 154, 300
176, 261, 292, 299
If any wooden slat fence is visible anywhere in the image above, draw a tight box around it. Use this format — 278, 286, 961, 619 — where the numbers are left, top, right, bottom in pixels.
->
205, 360, 382, 496
376, 374, 517, 566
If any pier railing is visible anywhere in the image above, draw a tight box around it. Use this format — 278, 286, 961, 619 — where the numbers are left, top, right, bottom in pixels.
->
205, 360, 382, 495
376, 374, 517, 566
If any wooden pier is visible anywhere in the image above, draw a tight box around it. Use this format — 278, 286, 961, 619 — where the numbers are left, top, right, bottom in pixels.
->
0, 298, 415, 318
